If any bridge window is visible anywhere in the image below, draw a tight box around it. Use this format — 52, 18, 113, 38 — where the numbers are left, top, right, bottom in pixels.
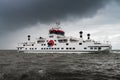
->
49, 30, 65, 36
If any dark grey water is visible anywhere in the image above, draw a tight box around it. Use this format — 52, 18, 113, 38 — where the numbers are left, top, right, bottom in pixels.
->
0, 50, 120, 80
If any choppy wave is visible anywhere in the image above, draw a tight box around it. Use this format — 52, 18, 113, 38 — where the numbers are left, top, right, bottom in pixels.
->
0, 50, 120, 80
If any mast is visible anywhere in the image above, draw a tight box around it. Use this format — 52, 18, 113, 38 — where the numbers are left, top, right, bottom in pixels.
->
55, 21, 61, 29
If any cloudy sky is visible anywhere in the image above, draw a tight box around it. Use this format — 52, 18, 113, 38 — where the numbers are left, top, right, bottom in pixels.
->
0, 0, 120, 49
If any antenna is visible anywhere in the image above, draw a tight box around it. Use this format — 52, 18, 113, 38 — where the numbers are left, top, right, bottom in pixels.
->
56, 21, 60, 26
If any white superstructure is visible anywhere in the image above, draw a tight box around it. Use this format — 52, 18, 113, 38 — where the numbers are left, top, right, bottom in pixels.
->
17, 23, 112, 53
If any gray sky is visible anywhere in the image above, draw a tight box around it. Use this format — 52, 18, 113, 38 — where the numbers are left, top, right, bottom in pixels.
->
0, 0, 120, 49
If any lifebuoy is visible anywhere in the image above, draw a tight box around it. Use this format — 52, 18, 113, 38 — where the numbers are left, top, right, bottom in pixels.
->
48, 40, 54, 46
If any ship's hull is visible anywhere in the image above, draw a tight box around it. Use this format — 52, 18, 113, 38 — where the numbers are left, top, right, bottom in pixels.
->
18, 49, 111, 54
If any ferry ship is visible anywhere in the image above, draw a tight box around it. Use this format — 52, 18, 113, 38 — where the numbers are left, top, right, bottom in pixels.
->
17, 23, 112, 53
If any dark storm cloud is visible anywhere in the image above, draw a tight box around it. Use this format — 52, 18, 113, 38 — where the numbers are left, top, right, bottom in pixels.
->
0, 0, 110, 33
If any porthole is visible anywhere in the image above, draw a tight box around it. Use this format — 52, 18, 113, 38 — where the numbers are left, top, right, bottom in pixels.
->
61, 48, 64, 50
73, 48, 75, 50
79, 43, 82, 45
66, 48, 68, 50
66, 43, 69, 45
84, 47, 87, 49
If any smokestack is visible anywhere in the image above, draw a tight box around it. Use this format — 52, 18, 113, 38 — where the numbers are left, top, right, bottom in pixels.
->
87, 33, 90, 40
79, 31, 83, 38
27, 35, 31, 41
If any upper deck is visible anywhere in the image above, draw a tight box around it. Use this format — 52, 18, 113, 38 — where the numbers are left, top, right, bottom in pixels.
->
49, 27, 65, 36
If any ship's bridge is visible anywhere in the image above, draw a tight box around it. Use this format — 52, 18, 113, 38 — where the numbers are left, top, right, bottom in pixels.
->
49, 27, 65, 36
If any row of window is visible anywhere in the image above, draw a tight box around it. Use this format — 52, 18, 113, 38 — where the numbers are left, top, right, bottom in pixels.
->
26, 48, 37, 50
18, 48, 22, 50
41, 43, 82, 46
18, 47, 101, 50
41, 44, 57, 46
46, 40, 57, 42
49, 30, 65, 36
18, 48, 37, 50
41, 47, 76, 50
23, 44, 34, 46
41, 47, 99, 50
90, 47, 101, 50
38, 39, 84, 44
